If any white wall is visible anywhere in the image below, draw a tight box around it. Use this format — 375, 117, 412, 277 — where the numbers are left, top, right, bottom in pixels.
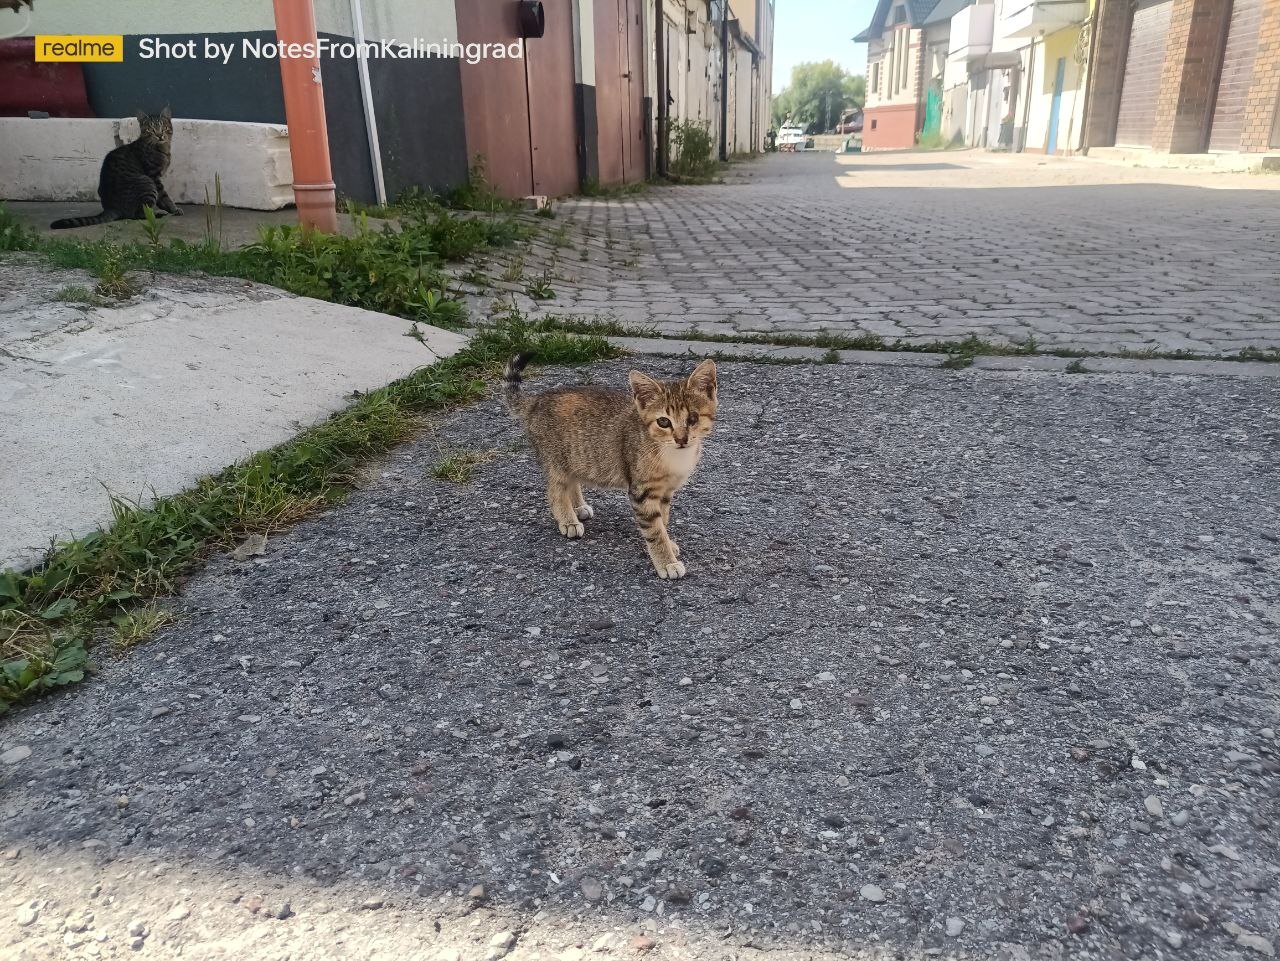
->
0, 117, 293, 209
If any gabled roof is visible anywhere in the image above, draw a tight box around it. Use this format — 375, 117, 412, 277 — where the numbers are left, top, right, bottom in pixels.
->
923, 0, 972, 25
853, 0, 942, 42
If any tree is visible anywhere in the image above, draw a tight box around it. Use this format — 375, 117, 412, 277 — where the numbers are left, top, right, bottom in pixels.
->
771, 61, 866, 133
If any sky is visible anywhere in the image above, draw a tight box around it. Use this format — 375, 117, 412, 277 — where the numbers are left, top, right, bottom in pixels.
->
771, 0, 880, 91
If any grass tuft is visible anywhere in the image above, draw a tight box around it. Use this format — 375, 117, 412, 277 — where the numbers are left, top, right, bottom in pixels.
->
431, 448, 498, 484
111, 604, 175, 653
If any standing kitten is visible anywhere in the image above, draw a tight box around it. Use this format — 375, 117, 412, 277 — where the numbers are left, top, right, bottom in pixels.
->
51, 108, 181, 229
504, 355, 718, 580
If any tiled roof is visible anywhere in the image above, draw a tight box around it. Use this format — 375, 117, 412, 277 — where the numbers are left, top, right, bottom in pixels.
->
855, 0, 944, 42
923, 0, 972, 25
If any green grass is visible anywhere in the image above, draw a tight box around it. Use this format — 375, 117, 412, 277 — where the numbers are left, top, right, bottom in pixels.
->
521, 315, 1280, 365
2, 197, 524, 329
51, 285, 108, 307
0, 318, 621, 715
431, 448, 498, 484
111, 604, 175, 653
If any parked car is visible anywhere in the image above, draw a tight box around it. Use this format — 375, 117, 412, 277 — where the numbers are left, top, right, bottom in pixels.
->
835, 110, 864, 135
777, 122, 808, 151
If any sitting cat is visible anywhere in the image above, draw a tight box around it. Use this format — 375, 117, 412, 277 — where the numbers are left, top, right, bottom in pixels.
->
51, 108, 182, 229
504, 355, 718, 580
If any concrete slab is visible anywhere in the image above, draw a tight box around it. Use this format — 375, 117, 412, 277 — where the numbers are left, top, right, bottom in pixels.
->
0, 258, 466, 571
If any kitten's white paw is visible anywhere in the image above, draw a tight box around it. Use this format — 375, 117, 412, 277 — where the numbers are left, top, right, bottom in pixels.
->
655, 560, 687, 580
669, 540, 681, 558
559, 521, 585, 538
575, 503, 595, 521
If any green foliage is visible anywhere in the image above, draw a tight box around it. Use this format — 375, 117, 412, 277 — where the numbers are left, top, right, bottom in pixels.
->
772, 61, 865, 133
51, 285, 107, 306
0, 203, 37, 252
667, 120, 718, 181
527, 272, 556, 300
140, 205, 165, 247
0, 198, 522, 330
0, 313, 621, 714
92, 243, 144, 300
431, 448, 498, 484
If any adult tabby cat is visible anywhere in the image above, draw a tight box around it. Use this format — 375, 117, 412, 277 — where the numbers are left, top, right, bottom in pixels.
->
504, 355, 717, 580
51, 109, 181, 229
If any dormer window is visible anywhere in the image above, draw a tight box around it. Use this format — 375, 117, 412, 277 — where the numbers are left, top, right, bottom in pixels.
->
892, 5, 907, 24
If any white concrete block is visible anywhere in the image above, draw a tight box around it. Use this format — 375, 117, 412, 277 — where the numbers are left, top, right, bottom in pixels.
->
0, 117, 295, 210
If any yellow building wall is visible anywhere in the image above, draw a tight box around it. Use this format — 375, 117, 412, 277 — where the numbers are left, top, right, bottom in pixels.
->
1024, 1, 1095, 153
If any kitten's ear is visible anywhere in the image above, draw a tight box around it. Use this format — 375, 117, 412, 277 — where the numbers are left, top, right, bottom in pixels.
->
628, 370, 662, 408
161, 105, 172, 120
686, 359, 717, 398
135, 109, 148, 124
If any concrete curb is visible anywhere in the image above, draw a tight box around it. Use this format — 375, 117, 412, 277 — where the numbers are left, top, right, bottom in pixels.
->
608, 335, 1280, 378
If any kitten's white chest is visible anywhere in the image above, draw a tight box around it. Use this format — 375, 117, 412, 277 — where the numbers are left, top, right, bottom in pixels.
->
663, 443, 702, 484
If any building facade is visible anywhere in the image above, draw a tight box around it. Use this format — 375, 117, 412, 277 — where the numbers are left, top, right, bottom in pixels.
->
858, 0, 938, 149
1084, 0, 1280, 156
0, 0, 773, 208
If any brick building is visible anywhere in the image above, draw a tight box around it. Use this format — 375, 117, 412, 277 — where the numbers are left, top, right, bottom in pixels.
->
1083, 0, 1280, 157
857, 0, 942, 150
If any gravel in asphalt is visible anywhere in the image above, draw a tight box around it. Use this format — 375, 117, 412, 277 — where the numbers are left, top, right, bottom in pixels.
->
2, 360, 1277, 961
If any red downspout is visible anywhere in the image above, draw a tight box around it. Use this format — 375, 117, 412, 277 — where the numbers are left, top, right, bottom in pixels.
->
272, 0, 338, 232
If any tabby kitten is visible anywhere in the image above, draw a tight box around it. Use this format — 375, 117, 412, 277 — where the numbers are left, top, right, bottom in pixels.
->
51, 108, 181, 229
504, 355, 718, 580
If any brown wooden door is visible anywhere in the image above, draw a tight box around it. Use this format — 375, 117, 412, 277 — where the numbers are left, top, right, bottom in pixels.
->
594, 0, 626, 185
458, 0, 581, 198
456, 2, 533, 197
1209, 0, 1263, 152
622, 0, 647, 182
527, 0, 580, 196
1115, 0, 1173, 147
593, 0, 648, 186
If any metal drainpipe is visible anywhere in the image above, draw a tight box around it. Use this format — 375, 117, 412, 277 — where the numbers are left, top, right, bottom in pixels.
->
272, 0, 338, 232
349, 0, 387, 206
1019, 35, 1038, 152
1077, 10, 1100, 153
719, 14, 729, 161
656, 0, 668, 176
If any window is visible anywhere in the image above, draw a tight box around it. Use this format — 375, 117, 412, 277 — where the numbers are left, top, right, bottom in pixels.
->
893, 5, 906, 24
871, 119, 878, 130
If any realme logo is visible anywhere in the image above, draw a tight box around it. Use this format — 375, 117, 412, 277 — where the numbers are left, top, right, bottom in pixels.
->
35, 35, 125, 62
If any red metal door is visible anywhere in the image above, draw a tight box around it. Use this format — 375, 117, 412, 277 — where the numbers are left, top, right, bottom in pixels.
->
526, 0, 580, 196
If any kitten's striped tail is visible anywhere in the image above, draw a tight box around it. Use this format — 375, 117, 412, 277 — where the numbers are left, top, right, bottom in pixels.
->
503, 352, 534, 420
50, 210, 120, 230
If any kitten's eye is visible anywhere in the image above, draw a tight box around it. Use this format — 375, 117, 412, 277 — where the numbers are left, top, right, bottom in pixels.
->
688, 413, 699, 425
657, 416, 672, 429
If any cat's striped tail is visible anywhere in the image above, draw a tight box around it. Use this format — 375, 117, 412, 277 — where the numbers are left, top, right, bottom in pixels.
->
503, 352, 534, 420
50, 210, 121, 230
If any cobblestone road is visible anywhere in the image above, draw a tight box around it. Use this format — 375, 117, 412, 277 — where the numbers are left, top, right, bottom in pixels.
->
523, 151, 1280, 357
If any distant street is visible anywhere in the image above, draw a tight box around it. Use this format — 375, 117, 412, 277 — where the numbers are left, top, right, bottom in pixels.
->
543, 151, 1280, 357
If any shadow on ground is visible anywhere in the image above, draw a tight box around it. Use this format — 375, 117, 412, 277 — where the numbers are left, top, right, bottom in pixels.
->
2, 361, 1277, 961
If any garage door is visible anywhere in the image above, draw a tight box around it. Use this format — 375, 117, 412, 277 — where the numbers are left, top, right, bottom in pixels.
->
1115, 0, 1173, 147
1209, 0, 1263, 152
